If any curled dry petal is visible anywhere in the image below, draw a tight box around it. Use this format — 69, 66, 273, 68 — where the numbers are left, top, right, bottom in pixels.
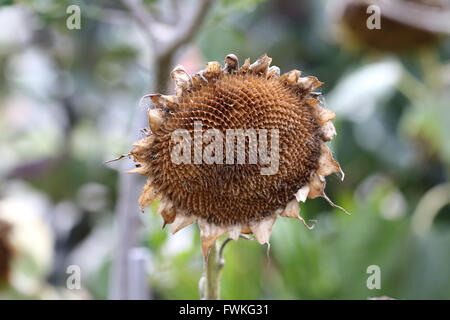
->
198, 219, 228, 258
228, 224, 241, 240
132, 136, 155, 149
170, 211, 197, 234
249, 53, 272, 75
317, 144, 342, 177
280, 199, 300, 218
297, 76, 323, 91
104, 154, 127, 164
148, 108, 165, 133
130, 136, 155, 162
313, 105, 336, 126
249, 214, 277, 245
322, 121, 337, 141
126, 165, 150, 176
267, 66, 280, 79
280, 69, 302, 85
171, 65, 193, 96
275, 207, 284, 215
149, 94, 177, 109
157, 198, 176, 228
295, 185, 310, 202
138, 181, 160, 210
240, 58, 250, 73
224, 54, 239, 73
305, 98, 320, 107
240, 224, 252, 235
321, 192, 351, 215
204, 61, 222, 79
307, 173, 326, 199
280, 199, 315, 230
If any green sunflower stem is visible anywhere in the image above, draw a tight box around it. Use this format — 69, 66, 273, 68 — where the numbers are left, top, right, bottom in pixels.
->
203, 241, 224, 300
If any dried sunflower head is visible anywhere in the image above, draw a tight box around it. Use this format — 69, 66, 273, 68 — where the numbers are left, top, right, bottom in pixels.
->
128, 54, 345, 257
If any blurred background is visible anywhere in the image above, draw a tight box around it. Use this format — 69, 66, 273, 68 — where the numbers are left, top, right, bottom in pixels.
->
1, 0, 450, 300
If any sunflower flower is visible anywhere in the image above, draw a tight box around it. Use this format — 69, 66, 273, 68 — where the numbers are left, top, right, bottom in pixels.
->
128, 54, 345, 257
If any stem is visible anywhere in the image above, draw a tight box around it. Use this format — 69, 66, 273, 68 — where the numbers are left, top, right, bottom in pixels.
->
411, 183, 450, 236
204, 241, 223, 300
201, 235, 253, 300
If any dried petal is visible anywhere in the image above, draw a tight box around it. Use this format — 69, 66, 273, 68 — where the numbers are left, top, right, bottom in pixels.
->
322, 121, 337, 141
249, 214, 277, 245
307, 173, 326, 199
305, 99, 320, 107
170, 211, 197, 234
241, 224, 252, 234
224, 54, 239, 73
249, 53, 272, 75
148, 94, 177, 109
204, 61, 222, 79
280, 199, 315, 229
297, 76, 323, 91
157, 198, 176, 228
313, 106, 335, 126
132, 136, 154, 149
280, 69, 302, 85
275, 207, 284, 215
228, 224, 241, 240
239, 58, 250, 73
138, 180, 160, 210
295, 185, 310, 202
171, 65, 193, 96
322, 192, 351, 215
130, 136, 155, 162
280, 199, 299, 218
191, 72, 207, 86
267, 66, 280, 79
126, 165, 150, 176
105, 154, 128, 164
148, 108, 165, 133
317, 144, 341, 177
198, 219, 227, 258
